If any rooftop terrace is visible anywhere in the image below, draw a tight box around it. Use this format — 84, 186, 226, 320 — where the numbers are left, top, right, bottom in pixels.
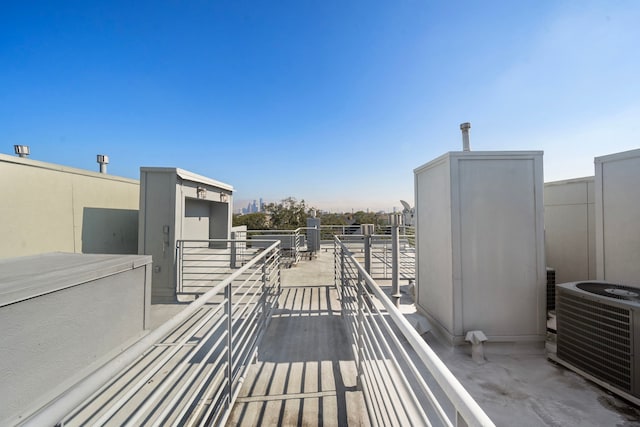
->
13, 238, 639, 426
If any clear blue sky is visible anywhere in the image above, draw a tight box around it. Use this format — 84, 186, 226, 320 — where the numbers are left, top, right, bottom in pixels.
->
1, 1, 638, 212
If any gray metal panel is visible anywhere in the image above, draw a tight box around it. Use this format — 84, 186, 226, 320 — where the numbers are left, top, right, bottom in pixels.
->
594, 149, 640, 285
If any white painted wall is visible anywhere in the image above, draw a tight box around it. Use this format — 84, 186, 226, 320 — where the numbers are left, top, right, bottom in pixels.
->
415, 151, 545, 345
544, 177, 595, 284
414, 154, 454, 333
0, 154, 139, 258
595, 149, 640, 286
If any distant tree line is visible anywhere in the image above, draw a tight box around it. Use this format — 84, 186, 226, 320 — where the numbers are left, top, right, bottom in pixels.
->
233, 197, 386, 230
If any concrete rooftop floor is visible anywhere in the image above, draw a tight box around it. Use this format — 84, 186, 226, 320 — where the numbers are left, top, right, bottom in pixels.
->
149, 248, 640, 426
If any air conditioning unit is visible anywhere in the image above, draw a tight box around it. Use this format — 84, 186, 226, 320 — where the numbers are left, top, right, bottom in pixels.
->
551, 281, 640, 405
547, 267, 556, 312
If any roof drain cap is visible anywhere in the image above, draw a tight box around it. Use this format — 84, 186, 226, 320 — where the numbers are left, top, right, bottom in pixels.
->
465, 330, 487, 363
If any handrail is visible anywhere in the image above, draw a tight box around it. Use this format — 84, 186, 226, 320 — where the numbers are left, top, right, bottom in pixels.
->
247, 227, 317, 265
334, 236, 494, 427
22, 240, 281, 426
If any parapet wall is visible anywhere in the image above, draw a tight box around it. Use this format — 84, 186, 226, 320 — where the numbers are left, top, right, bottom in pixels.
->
0, 154, 140, 258
543, 177, 596, 284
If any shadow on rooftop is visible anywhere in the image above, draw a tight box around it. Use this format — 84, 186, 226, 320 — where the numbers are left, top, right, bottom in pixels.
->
228, 285, 367, 426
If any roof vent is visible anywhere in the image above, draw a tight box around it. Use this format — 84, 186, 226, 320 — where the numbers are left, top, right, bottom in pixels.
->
14, 145, 30, 157
460, 122, 471, 151
97, 154, 109, 174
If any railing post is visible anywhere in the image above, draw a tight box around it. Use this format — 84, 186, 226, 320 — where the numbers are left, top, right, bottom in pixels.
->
364, 234, 371, 275
225, 282, 233, 409
334, 239, 338, 289
175, 241, 182, 295
340, 246, 346, 313
295, 229, 301, 263
261, 255, 268, 328
391, 216, 401, 308
356, 270, 364, 390
230, 232, 237, 269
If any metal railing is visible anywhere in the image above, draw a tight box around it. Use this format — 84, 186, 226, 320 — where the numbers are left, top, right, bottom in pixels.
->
368, 234, 416, 280
334, 236, 494, 427
176, 239, 262, 295
333, 234, 416, 281
247, 227, 316, 265
22, 240, 281, 427
320, 224, 363, 244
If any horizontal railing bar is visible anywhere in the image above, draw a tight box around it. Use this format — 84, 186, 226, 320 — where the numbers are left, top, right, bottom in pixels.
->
150, 329, 229, 426
22, 241, 280, 427
335, 237, 494, 427
359, 297, 433, 425
169, 354, 227, 427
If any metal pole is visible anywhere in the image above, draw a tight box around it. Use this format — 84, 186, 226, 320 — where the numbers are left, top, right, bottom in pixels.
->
364, 234, 371, 274
392, 220, 401, 308
176, 242, 182, 295
340, 245, 346, 314
225, 282, 233, 409
230, 232, 237, 269
261, 257, 268, 329
357, 271, 364, 390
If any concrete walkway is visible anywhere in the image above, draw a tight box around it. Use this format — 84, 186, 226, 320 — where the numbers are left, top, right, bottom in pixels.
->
227, 252, 369, 426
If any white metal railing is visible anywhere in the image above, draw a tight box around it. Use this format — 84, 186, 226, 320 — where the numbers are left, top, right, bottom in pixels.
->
320, 224, 362, 245
247, 227, 316, 265
332, 233, 416, 281
368, 234, 416, 280
334, 236, 494, 427
21, 240, 281, 427
176, 239, 262, 295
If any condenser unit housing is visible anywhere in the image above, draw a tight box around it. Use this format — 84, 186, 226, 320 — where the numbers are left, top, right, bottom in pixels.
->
552, 281, 640, 404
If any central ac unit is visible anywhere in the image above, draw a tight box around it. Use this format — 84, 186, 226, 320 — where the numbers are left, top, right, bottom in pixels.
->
551, 281, 640, 405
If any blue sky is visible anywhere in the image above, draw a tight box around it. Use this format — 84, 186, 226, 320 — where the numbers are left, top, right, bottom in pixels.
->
1, 1, 638, 212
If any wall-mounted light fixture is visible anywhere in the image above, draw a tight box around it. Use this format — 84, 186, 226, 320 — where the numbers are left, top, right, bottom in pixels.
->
220, 193, 229, 203
197, 186, 207, 199
14, 145, 30, 157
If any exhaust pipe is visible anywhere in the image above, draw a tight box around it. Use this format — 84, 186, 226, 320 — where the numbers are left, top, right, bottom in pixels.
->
460, 122, 471, 151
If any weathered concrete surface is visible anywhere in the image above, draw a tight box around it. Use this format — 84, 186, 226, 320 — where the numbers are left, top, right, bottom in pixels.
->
228, 251, 369, 426
377, 279, 640, 427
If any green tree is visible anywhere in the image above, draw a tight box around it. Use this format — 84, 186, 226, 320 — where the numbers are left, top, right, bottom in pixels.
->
264, 197, 311, 230
352, 211, 382, 227
233, 212, 269, 230
318, 212, 348, 225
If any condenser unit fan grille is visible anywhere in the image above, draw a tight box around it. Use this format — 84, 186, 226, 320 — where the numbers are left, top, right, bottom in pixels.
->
557, 293, 632, 392
547, 268, 556, 311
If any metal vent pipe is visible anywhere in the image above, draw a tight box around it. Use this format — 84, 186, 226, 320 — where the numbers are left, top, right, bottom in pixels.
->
14, 145, 30, 157
460, 122, 471, 151
97, 154, 109, 174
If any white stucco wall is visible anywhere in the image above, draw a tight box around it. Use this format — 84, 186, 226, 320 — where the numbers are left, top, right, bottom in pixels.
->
0, 154, 139, 258
415, 151, 545, 345
595, 149, 640, 286
544, 177, 595, 284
